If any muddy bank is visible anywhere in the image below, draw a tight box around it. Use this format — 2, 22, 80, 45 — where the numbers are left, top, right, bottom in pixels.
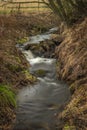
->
0, 13, 57, 129
55, 17, 87, 129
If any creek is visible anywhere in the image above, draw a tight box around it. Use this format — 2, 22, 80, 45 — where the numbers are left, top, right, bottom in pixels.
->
14, 28, 70, 130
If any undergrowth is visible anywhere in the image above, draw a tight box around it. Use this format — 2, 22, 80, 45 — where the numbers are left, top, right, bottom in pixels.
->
0, 84, 16, 108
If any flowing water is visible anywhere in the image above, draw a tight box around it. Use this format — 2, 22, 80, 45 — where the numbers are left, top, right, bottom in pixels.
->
14, 28, 70, 130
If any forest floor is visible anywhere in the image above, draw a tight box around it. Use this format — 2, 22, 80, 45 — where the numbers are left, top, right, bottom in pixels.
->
0, 13, 87, 130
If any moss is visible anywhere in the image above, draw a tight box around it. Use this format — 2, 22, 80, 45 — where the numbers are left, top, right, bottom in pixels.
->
17, 37, 29, 44
0, 84, 16, 108
35, 69, 47, 77
23, 70, 37, 82
63, 124, 76, 130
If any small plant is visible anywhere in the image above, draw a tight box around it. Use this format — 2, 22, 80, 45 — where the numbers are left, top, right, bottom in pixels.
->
0, 84, 16, 108
43, 0, 87, 25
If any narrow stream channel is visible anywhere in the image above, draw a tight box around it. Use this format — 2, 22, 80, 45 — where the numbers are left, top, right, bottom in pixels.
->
14, 28, 70, 130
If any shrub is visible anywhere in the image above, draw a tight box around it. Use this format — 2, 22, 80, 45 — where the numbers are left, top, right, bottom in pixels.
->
42, 0, 87, 25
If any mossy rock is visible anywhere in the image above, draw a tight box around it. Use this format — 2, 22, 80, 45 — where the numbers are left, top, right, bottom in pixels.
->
23, 70, 37, 83
18, 37, 29, 44
35, 69, 47, 77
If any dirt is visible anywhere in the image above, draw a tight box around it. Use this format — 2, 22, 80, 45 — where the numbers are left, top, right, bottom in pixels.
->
55, 17, 87, 130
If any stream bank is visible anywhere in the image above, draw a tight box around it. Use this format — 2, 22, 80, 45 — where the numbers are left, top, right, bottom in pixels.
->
0, 13, 58, 130
55, 17, 87, 129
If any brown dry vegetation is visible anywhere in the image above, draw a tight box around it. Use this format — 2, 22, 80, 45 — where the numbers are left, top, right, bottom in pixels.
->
55, 17, 87, 130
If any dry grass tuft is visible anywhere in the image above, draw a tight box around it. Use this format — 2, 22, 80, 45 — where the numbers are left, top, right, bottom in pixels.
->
55, 17, 87, 129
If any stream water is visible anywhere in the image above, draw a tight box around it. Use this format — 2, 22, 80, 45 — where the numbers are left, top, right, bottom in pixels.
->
14, 28, 70, 130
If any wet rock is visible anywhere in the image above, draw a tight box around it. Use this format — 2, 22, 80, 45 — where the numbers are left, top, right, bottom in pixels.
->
34, 69, 47, 77
24, 39, 57, 58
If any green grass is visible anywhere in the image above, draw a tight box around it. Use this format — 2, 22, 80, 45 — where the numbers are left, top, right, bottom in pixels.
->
0, 84, 16, 108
